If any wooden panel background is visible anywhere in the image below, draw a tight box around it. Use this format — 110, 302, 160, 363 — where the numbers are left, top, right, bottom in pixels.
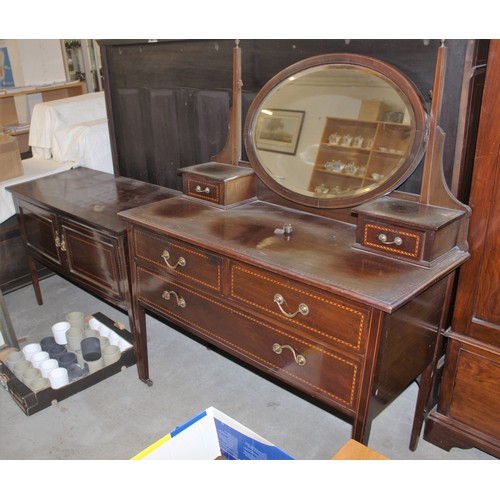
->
98, 39, 473, 195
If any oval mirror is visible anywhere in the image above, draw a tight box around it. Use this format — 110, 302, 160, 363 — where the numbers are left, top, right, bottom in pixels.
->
244, 54, 428, 208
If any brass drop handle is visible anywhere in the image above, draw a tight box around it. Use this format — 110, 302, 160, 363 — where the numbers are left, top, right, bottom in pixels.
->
378, 233, 403, 246
54, 231, 66, 252
161, 250, 186, 269
274, 293, 309, 318
195, 185, 210, 194
162, 290, 186, 308
273, 343, 306, 366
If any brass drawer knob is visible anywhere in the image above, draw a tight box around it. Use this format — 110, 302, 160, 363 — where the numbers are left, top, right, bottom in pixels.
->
273, 343, 306, 366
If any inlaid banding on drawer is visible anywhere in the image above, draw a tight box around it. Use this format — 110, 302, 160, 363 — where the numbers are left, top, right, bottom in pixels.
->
230, 264, 368, 352
186, 178, 220, 203
363, 223, 421, 258
133, 227, 222, 291
136, 267, 359, 409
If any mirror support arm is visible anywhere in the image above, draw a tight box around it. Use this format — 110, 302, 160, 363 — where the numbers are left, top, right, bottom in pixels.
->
420, 43, 447, 206
212, 40, 242, 166
419, 42, 471, 253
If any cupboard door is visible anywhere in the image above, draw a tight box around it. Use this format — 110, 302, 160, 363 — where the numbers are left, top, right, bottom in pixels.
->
61, 219, 127, 308
18, 201, 63, 269
440, 339, 500, 441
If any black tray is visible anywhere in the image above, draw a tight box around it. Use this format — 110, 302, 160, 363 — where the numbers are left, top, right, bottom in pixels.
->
0, 313, 136, 416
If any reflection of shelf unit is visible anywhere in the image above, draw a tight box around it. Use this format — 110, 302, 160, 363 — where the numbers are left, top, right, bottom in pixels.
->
309, 117, 412, 194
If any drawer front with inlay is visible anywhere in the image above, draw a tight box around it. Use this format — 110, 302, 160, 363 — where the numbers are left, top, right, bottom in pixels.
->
229, 262, 369, 354
132, 227, 222, 292
136, 266, 360, 412
361, 222, 424, 260
184, 175, 222, 204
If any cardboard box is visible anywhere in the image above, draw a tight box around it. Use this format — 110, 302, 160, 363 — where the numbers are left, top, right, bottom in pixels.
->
133, 407, 294, 460
358, 100, 390, 122
0, 134, 23, 182
13, 131, 30, 154
0, 312, 136, 415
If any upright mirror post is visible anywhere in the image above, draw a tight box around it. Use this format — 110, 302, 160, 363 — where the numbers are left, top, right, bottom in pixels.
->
212, 40, 242, 166
419, 43, 469, 211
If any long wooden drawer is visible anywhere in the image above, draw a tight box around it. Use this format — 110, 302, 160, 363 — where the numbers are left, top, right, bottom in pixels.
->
229, 262, 369, 354
136, 266, 360, 412
132, 227, 222, 292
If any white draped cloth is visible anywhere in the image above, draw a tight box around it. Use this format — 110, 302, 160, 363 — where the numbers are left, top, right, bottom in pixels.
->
1, 91, 114, 223
0, 158, 74, 223
28, 91, 113, 174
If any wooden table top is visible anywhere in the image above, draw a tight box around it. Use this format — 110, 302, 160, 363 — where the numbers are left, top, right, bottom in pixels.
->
331, 439, 389, 460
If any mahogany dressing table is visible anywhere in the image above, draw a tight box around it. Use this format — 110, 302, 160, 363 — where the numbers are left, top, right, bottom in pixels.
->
119, 46, 471, 447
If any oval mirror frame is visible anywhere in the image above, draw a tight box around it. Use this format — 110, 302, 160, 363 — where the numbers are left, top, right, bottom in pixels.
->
244, 54, 429, 209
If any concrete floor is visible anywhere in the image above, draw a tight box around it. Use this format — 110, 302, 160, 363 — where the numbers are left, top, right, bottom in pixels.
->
1, 275, 496, 466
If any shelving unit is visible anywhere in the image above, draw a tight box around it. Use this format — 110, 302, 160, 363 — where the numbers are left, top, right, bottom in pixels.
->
0, 81, 85, 153
309, 117, 413, 195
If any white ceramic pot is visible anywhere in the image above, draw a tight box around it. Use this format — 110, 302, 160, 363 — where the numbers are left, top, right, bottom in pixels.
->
49, 367, 69, 389
22, 343, 42, 362
66, 311, 85, 330
102, 345, 121, 366
5, 350, 24, 371
31, 350, 50, 369
40, 358, 59, 378
52, 321, 70, 345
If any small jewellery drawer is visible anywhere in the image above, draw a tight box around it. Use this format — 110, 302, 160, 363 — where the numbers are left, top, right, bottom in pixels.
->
132, 227, 222, 292
135, 267, 359, 412
184, 175, 221, 204
361, 222, 423, 260
180, 162, 256, 206
229, 263, 369, 354
353, 198, 465, 265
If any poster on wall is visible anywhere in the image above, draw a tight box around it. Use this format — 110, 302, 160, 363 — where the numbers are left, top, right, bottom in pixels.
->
0, 47, 15, 88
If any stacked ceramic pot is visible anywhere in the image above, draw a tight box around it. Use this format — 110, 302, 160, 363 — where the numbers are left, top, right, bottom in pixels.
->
5, 312, 131, 392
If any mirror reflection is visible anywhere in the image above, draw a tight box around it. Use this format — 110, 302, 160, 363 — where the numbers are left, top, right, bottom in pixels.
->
248, 61, 425, 207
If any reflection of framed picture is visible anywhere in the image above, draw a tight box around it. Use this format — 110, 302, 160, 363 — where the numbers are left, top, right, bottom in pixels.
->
255, 109, 305, 155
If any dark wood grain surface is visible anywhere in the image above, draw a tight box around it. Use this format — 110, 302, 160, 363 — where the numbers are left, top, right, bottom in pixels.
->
99, 39, 471, 194
7, 168, 180, 233
424, 39, 500, 458
119, 196, 468, 312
